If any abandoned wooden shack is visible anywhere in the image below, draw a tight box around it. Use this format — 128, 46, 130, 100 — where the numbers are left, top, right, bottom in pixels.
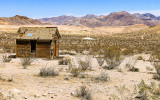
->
16, 27, 61, 59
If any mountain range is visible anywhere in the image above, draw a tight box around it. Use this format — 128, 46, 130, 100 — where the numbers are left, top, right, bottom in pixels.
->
0, 11, 160, 27
0, 15, 46, 25
37, 11, 160, 27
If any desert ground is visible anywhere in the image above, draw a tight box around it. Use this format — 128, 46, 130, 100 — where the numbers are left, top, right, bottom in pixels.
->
0, 25, 160, 100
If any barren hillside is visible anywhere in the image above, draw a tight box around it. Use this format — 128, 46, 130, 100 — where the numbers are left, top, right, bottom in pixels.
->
0, 15, 48, 25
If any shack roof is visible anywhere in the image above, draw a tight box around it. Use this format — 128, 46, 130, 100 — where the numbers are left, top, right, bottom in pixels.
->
16, 27, 61, 40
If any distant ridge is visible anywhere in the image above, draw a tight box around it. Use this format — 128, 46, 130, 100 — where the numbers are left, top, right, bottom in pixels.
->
0, 15, 48, 25
37, 11, 160, 27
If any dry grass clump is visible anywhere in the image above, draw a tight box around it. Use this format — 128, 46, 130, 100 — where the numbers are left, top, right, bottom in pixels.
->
21, 57, 32, 69
39, 67, 59, 77
75, 86, 92, 100
103, 58, 122, 70
96, 57, 104, 66
152, 62, 160, 80
125, 63, 139, 72
58, 58, 71, 65
2, 55, 11, 62
70, 67, 81, 77
0, 92, 6, 100
137, 56, 144, 60
96, 71, 110, 82
125, 60, 139, 72
136, 80, 160, 100
79, 59, 91, 70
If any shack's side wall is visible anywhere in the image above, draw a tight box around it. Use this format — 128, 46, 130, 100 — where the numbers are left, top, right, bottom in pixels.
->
16, 40, 31, 57
56, 40, 59, 56
36, 41, 51, 58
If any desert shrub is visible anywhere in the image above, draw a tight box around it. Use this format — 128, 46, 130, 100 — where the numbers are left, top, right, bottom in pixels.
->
137, 56, 144, 60
2, 41, 12, 53
103, 46, 123, 70
2, 55, 11, 62
103, 58, 122, 70
39, 67, 59, 77
109, 85, 134, 100
96, 71, 110, 82
136, 80, 160, 100
152, 62, 160, 80
70, 67, 81, 77
79, 59, 91, 70
145, 66, 154, 71
125, 60, 139, 72
96, 57, 104, 66
21, 57, 32, 69
75, 86, 92, 100
104, 46, 121, 60
0, 92, 6, 100
59, 58, 71, 65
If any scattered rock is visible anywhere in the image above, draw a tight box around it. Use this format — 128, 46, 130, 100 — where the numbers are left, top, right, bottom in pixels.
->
71, 92, 75, 96
34, 94, 40, 98
51, 96, 54, 99
54, 94, 57, 96
42, 94, 47, 97
64, 76, 69, 80
48, 92, 53, 94
23, 96, 27, 99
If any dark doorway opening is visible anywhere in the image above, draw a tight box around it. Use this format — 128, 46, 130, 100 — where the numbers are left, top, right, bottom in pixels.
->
54, 40, 56, 56
31, 40, 36, 53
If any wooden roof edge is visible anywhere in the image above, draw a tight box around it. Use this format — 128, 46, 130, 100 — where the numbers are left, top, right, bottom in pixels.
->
19, 27, 58, 29
16, 38, 52, 41
56, 29, 61, 38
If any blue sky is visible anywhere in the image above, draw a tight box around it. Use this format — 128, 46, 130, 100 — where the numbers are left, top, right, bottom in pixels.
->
0, 0, 160, 18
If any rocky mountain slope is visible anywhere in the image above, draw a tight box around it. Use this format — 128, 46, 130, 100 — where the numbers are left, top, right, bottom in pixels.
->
37, 11, 160, 27
0, 15, 47, 25
37, 15, 77, 25
132, 13, 160, 20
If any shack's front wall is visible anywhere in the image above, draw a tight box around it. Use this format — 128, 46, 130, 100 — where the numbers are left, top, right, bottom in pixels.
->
16, 39, 51, 58
36, 41, 51, 58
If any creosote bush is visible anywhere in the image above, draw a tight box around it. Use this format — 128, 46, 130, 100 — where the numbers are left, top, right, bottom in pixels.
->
75, 86, 92, 100
39, 67, 59, 77
103, 46, 123, 70
21, 57, 32, 69
2, 55, 11, 62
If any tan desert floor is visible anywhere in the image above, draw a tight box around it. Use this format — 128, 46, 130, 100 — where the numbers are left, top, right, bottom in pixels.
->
0, 53, 159, 100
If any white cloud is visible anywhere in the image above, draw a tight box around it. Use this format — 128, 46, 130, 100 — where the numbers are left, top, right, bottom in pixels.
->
130, 10, 160, 16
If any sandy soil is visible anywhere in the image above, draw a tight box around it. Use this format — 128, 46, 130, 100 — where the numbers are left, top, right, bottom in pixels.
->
0, 53, 158, 100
